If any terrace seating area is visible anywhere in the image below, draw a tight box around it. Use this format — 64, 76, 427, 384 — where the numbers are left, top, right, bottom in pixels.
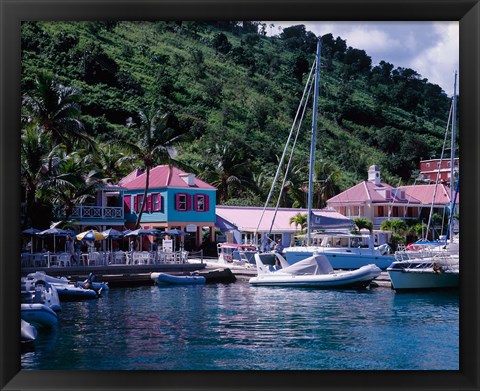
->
21, 250, 190, 268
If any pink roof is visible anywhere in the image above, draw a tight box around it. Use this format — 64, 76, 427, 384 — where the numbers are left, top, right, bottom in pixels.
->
328, 181, 456, 206
119, 165, 216, 190
216, 206, 350, 232
400, 184, 457, 205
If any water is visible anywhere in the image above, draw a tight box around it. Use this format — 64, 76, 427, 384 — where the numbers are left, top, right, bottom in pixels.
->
21, 282, 459, 370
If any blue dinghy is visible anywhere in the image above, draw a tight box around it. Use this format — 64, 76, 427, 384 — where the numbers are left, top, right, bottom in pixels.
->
151, 272, 206, 285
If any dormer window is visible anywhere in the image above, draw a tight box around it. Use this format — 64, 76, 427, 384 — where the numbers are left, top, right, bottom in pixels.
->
179, 173, 196, 186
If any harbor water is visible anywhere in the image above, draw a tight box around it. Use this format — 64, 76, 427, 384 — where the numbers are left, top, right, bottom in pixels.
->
21, 281, 459, 370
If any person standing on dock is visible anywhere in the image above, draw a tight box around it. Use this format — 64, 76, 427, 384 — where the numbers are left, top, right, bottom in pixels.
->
66, 236, 74, 264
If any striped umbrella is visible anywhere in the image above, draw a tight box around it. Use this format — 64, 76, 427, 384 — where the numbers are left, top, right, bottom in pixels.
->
76, 230, 105, 241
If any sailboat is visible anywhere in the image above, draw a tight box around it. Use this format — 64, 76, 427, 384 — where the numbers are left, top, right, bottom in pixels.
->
261, 39, 394, 270
387, 72, 460, 290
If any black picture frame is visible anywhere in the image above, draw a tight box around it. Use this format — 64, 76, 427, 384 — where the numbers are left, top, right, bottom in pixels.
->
1, 0, 479, 390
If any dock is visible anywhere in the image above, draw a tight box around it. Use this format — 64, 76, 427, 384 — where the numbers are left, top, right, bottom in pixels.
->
21, 261, 207, 287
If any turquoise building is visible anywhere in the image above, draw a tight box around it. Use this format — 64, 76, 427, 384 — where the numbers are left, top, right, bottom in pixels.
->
119, 165, 217, 249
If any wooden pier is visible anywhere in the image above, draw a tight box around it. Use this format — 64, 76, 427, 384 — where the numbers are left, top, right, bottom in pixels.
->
21, 261, 207, 287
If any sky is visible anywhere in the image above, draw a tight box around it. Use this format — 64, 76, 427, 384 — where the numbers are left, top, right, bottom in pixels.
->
265, 21, 459, 96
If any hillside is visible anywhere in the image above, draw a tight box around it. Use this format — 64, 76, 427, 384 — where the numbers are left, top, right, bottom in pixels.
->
21, 21, 456, 223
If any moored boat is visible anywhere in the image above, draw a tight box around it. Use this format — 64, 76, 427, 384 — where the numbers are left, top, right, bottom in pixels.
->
21, 303, 58, 328
52, 284, 98, 300
283, 231, 394, 270
193, 268, 236, 283
22, 279, 61, 311
387, 254, 459, 290
249, 252, 381, 288
151, 272, 206, 285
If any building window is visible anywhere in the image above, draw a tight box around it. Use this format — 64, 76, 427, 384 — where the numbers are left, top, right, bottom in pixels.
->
426, 163, 430, 167
152, 193, 161, 211
194, 194, 210, 212
197, 195, 205, 211
175, 193, 191, 211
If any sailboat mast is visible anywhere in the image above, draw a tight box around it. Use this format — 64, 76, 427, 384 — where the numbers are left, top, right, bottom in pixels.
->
449, 71, 457, 242
307, 39, 322, 246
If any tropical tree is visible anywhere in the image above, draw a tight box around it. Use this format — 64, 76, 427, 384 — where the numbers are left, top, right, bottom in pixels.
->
39, 149, 109, 221
314, 160, 342, 208
125, 107, 186, 227
22, 73, 92, 155
289, 213, 307, 233
197, 141, 252, 203
21, 122, 51, 226
353, 217, 373, 233
380, 218, 407, 234
93, 143, 134, 183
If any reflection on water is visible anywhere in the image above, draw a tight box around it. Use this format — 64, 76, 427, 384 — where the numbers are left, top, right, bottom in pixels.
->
21, 282, 459, 370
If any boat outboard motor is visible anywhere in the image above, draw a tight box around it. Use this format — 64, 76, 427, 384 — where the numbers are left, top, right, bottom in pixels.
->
378, 244, 391, 255
33, 280, 46, 303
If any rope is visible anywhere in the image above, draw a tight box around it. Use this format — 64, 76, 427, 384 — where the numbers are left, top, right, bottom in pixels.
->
253, 59, 317, 242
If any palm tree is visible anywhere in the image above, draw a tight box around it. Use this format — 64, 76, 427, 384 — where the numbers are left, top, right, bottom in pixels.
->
125, 107, 185, 228
353, 217, 373, 233
197, 141, 252, 203
289, 212, 307, 233
39, 149, 109, 221
21, 122, 50, 226
314, 160, 342, 208
93, 143, 134, 183
22, 73, 92, 154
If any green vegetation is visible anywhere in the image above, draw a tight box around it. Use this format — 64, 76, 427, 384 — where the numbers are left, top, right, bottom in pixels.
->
21, 21, 456, 228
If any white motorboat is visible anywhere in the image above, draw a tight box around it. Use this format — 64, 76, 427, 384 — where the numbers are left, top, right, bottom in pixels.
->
249, 252, 381, 288
387, 253, 459, 290
26, 271, 109, 293
21, 319, 38, 342
215, 243, 258, 269
21, 303, 58, 328
151, 272, 206, 285
25, 271, 104, 300
52, 284, 98, 300
22, 279, 62, 311
283, 231, 394, 270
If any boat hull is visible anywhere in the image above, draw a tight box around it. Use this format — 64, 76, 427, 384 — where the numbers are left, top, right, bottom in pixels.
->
21, 303, 58, 328
52, 284, 98, 300
387, 269, 459, 290
249, 264, 381, 289
151, 272, 206, 285
284, 250, 394, 270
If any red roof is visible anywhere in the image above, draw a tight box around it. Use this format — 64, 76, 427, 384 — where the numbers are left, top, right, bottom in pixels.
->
328, 181, 456, 206
119, 165, 217, 190
399, 184, 457, 205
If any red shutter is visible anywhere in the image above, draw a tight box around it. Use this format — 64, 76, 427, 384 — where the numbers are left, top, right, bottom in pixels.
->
124, 195, 131, 213
186, 194, 192, 211
158, 194, 162, 211
193, 194, 199, 212
147, 194, 152, 212
204, 195, 210, 211
133, 195, 139, 212
175, 193, 181, 210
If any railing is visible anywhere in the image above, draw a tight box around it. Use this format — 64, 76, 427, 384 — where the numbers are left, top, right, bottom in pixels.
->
373, 216, 417, 228
71, 206, 123, 220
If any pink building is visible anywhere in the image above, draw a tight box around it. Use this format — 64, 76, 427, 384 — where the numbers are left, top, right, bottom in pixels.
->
327, 165, 458, 229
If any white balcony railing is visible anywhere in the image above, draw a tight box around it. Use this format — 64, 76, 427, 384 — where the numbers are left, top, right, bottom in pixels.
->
71, 206, 124, 220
